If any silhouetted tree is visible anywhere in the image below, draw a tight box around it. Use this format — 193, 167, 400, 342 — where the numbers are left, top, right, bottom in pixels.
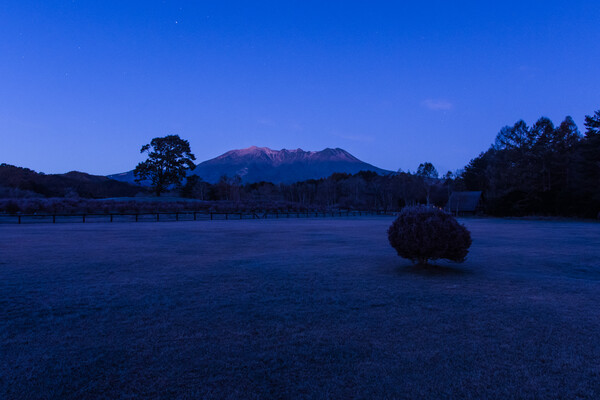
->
416, 162, 438, 179
494, 120, 535, 151
458, 151, 491, 192
417, 162, 438, 205
180, 175, 210, 200
549, 117, 581, 208
577, 109, 600, 216
134, 135, 196, 196
584, 110, 600, 137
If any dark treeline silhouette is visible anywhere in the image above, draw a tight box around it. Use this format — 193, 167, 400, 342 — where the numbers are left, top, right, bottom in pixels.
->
180, 169, 449, 212
0, 169, 449, 215
454, 109, 600, 218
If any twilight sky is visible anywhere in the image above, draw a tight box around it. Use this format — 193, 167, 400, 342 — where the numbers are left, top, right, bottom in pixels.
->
1, 1, 599, 175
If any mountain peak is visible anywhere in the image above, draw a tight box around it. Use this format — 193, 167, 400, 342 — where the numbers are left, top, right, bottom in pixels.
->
192, 146, 388, 183
235, 145, 276, 155
243, 145, 271, 152
224, 146, 357, 159
239, 146, 310, 154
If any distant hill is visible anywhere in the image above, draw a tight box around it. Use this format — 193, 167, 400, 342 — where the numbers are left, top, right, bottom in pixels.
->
0, 164, 144, 198
108, 146, 391, 184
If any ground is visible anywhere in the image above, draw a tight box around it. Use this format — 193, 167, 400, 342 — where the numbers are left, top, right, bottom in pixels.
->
1, 217, 600, 399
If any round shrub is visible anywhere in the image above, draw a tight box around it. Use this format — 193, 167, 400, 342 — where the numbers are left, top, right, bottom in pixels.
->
388, 205, 472, 265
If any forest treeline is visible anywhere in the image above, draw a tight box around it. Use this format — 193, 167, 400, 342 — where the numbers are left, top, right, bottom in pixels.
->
180, 168, 445, 212
458, 110, 600, 217
181, 109, 600, 218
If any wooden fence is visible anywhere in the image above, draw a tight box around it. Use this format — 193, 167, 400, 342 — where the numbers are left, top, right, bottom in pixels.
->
0, 210, 395, 225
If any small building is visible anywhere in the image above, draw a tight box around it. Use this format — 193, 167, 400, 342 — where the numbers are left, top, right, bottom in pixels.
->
446, 191, 483, 215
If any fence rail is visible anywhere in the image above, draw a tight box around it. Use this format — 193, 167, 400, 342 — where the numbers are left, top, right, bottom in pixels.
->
0, 210, 396, 225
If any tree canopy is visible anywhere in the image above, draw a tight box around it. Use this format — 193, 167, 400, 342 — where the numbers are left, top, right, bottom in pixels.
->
584, 110, 600, 137
455, 110, 600, 217
416, 162, 438, 179
134, 135, 196, 196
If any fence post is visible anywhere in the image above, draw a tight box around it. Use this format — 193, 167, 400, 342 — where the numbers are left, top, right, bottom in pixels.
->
225, 213, 228, 220
157, 213, 159, 222
53, 215, 56, 223
193, 212, 197, 221
135, 214, 138, 222
18, 215, 21, 224
176, 212, 179, 221
110, 214, 113, 223
210, 213, 213, 220
83, 214, 86, 223
239, 213, 242, 220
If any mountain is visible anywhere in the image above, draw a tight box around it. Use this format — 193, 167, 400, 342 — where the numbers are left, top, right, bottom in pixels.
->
191, 146, 391, 183
0, 164, 144, 198
108, 146, 391, 184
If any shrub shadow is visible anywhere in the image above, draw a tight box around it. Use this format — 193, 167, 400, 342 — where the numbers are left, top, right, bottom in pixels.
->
399, 263, 472, 277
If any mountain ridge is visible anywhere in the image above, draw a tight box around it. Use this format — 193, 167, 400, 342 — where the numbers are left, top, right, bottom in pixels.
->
0, 164, 143, 198
108, 146, 391, 184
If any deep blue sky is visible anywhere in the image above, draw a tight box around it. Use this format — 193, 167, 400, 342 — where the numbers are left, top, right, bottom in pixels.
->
1, 1, 599, 175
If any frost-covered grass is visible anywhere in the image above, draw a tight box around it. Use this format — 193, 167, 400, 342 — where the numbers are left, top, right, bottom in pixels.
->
1, 217, 600, 399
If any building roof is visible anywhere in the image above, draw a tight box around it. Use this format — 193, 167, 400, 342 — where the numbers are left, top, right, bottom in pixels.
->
446, 191, 482, 212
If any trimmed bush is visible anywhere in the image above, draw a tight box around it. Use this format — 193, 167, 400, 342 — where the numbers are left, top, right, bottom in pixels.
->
388, 205, 472, 265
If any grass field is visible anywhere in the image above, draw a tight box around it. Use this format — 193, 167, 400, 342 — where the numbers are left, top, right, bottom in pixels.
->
1, 217, 600, 399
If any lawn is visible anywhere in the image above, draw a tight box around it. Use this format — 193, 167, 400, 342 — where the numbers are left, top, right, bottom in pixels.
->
1, 217, 600, 399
